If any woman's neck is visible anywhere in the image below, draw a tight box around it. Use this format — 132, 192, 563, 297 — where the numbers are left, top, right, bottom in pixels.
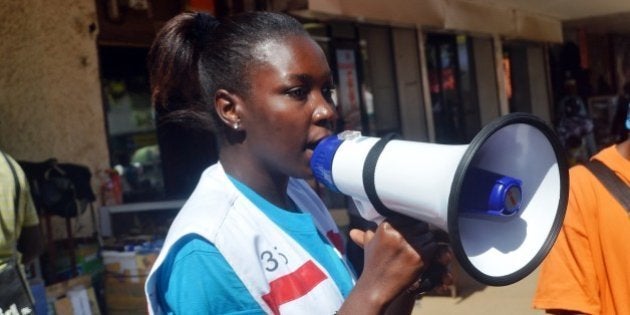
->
220, 152, 292, 210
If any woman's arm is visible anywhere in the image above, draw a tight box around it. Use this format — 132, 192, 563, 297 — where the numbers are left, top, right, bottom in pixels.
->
337, 223, 422, 314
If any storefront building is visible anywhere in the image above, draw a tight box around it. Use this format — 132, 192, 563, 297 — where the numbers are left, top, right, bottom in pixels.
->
4, 2, 630, 312
1, 0, 625, 235
119, 0, 557, 204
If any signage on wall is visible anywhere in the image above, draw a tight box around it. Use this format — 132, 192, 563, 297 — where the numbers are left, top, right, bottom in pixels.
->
335, 49, 362, 131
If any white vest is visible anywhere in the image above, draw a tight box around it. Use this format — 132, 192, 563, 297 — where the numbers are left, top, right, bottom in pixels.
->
145, 163, 353, 314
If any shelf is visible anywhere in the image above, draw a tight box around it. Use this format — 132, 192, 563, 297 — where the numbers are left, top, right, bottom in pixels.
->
101, 199, 186, 214
99, 200, 185, 237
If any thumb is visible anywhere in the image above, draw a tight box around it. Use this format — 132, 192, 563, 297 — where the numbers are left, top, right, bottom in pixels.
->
349, 228, 375, 249
349, 229, 366, 248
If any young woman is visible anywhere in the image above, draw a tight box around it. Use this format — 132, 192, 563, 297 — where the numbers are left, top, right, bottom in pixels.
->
144, 11, 450, 315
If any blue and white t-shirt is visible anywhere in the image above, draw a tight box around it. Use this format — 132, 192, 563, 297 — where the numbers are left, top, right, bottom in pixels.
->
155, 175, 354, 314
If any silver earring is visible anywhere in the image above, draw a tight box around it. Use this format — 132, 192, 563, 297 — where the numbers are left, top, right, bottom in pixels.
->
233, 122, 239, 130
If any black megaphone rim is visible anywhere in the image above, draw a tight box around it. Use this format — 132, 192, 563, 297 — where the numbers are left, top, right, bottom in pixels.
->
447, 112, 569, 286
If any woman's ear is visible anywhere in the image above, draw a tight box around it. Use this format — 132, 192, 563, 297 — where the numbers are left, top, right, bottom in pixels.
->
215, 89, 242, 129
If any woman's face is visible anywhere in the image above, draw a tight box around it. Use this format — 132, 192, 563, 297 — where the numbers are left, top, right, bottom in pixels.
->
237, 34, 337, 179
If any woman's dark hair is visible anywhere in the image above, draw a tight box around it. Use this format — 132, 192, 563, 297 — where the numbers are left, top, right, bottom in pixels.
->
147, 11, 308, 132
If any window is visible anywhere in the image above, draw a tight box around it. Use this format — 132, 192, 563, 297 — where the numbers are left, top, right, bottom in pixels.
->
426, 33, 481, 144
99, 46, 165, 203
99, 46, 219, 203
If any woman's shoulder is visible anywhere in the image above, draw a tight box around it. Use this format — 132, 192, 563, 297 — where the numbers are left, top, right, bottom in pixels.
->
168, 234, 221, 262
158, 234, 224, 278
157, 234, 264, 314
158, 234, 233, 291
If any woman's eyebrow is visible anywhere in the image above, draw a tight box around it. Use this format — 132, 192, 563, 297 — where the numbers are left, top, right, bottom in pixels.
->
287, 73, 313, 84
287, 72, 332, 84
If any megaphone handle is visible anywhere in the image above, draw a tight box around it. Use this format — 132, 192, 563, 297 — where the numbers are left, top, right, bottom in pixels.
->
363, 133, 399, 218
414, 263, 448, 296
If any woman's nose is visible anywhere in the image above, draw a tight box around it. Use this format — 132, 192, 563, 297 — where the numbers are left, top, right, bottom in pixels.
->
312, 104, 337, 129
313, 106, 330, 120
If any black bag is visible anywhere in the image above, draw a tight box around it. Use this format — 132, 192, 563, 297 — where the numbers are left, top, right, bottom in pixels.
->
0, 260, 35, 315
0, 152, 35, 314
39, 163, 78, 218
19, 159, 95, 218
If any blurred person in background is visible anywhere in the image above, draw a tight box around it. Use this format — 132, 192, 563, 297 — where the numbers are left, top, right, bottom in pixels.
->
554, 78, 597, 165
0, 150, 43, 308
533, 102, 629, 314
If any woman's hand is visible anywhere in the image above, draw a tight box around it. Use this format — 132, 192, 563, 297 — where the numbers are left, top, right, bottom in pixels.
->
383, 242, 454, 315
338, 216, 448, 314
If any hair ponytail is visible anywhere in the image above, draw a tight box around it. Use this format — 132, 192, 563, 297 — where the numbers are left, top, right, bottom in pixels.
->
192, 12, 219, 48
149, 11, 308, 133
148, 12, 216, 131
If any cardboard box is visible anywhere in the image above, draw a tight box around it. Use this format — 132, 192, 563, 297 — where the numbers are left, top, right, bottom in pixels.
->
102, 251, 157, 314
102, 251, 157, 283
49, 282, 101, 315
54, 287, 101, 315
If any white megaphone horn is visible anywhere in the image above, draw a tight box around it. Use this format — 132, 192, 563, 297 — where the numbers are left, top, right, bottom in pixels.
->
310, 112, 569, 286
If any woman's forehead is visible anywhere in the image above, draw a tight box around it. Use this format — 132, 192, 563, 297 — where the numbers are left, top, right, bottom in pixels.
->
251, 36, 324, 64
250, 35, 330, 78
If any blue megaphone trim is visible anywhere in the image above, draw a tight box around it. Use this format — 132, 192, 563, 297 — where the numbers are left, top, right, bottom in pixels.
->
310, 135, 343, 192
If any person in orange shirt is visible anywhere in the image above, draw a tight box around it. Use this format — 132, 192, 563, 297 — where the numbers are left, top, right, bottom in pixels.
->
533, 102, 629, 314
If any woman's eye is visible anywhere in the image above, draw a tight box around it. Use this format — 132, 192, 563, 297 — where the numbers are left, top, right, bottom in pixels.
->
287, 87, 308, 100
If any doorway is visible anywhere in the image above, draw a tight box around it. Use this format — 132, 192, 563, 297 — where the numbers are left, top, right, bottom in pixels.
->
425, 33, 481, 144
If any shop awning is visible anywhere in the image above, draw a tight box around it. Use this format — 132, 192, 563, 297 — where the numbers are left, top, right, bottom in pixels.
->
288, 0, 563, 43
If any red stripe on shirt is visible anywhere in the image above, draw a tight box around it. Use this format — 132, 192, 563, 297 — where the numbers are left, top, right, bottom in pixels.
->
261, 260, 327, 315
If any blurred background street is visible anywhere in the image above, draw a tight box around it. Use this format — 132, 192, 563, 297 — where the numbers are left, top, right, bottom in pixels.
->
4, 1, 629, 312
414, 266, 542, 314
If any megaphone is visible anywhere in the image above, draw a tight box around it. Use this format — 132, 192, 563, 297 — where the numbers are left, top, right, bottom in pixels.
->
310, 112, 568, 286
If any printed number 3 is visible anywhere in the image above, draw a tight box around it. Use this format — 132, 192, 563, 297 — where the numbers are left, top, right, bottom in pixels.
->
261, 247, 288, 272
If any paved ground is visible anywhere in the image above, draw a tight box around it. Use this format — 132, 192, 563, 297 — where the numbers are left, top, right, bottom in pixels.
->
329, 207, 546, 315
413, 265, 544, 314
